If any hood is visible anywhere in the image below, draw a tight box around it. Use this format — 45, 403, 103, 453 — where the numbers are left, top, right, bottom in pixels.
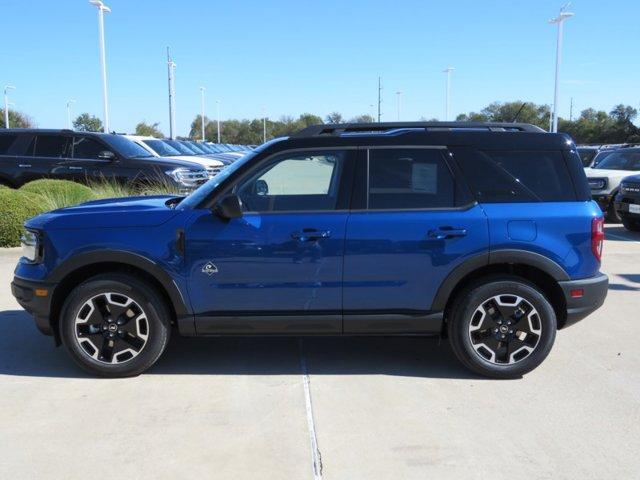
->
141, 156, 207, 170
177, 156, 224, 168
584, 168, 637, 179
26, 195, 182, 231
621, 173, 640, 183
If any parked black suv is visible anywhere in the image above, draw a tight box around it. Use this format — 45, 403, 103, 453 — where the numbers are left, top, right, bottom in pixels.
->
0, 129, 208, 190
614, 174, 640, 231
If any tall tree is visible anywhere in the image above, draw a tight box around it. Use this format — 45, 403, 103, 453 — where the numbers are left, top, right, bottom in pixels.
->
350, 114, 375, 123
0, 109, 34, 128
135, 121, 164, 138
325, 112, 344, 124
73, 113, 103, 132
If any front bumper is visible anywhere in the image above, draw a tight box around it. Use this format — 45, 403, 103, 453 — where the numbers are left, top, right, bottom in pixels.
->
11, 276, 56, 336
614, 194, 640, 219
558, 273, 608, 328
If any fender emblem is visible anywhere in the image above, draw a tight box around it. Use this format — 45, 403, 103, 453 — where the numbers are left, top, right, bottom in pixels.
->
202, 261, 219, 276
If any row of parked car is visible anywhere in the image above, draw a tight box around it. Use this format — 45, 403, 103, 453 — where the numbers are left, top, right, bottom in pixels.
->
0, 129, 251, 192
578, 144, 640, 231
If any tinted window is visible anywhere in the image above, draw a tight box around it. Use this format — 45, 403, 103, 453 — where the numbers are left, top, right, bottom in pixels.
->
73, 137, 104, 159
163, 140, 195, 155
456, 150, 575, 202
577, 148, 598, 167
0, 135, 17, 155
368, 148, 468, 209
34, 135, 70, 158
593, 150, 640, 171
236, 151, 345, 212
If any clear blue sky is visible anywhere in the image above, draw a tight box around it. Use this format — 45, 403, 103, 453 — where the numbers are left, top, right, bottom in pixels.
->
2, 0, 638, 136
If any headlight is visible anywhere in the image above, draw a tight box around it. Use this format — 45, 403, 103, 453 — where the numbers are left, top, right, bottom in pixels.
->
588, 178, 607, 190
165, 167, 208, 187
21, 229, 40, 262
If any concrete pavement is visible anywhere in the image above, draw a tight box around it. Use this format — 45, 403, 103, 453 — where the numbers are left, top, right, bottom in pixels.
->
1, 226, 639, 479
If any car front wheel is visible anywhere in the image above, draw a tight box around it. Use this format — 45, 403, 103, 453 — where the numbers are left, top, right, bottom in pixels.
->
59, 274, 171, 377
448, 277, 557, 379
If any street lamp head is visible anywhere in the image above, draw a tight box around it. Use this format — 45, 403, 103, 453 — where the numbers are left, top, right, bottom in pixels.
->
442, 67, 455, 74
4, 85, 16, 94
89, 0, 111, 13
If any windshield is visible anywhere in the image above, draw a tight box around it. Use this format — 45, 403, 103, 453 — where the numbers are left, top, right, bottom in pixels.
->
187, 142, 208, 154
143, 139, 181, 157
197, 143, 215, 153
163, 139, 195, 155
178, 141, 202, 154
103, 135, 155, 158
594, 150, 640, 171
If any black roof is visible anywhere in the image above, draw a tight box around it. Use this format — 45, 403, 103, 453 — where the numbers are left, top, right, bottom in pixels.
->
291, 122, 545, 138
0, 128, 107, 135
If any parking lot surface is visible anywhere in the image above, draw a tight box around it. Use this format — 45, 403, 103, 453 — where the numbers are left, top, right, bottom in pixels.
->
1, 225, 639, 479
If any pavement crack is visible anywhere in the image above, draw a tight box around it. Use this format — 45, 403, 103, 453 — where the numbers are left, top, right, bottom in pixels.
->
299, 339, 323, 479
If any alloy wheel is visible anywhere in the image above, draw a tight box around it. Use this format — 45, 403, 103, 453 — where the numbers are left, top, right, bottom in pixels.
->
468, 294, 542, 365
74, 292, 149, 364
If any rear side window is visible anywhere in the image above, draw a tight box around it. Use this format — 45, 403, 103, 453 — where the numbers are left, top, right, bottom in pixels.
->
455, 150, 575, 202
367, 148, 470, 209
34, 135, 70, 158
0, 135, 17, 154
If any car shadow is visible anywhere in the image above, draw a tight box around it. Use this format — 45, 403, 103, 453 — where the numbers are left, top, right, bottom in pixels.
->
0, 310, 479, 380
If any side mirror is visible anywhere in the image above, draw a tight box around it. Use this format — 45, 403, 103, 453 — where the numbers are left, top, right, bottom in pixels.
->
98, 150, 116, 161
254, 179, 268, 196
214, 194, 243, 220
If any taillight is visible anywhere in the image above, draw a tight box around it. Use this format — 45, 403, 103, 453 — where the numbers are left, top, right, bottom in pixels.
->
591, 217, 604, 262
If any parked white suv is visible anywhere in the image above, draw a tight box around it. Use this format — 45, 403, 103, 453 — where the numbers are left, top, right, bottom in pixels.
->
124, 135, 225, 179
585, 147, 640, 222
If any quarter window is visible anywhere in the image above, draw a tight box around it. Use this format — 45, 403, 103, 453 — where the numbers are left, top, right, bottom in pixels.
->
456, 150, 575, 202
367, 148, 468, 209
34, 135, 70, 158
236, 151, 345, 212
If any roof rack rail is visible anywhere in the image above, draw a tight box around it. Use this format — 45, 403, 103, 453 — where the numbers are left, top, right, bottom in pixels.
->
291, 122, 546, 138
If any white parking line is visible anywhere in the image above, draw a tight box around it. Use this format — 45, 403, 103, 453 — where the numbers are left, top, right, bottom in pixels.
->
299, 340, 323, 480
606, 232, 640, 244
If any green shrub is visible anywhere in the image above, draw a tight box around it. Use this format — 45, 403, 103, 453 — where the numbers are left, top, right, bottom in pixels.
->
21, 179, 96, 211
0, 189, 44, 247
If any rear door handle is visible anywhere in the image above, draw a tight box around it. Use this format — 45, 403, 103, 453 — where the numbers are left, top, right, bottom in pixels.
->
18, 164, 32, 168
291, 229, 331, 242
68, 166, 83, 171
427, 226, 468, 240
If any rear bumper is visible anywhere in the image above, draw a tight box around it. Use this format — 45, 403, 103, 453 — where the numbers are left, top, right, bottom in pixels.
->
11, 276, 56, 336
558, 273, 608, 328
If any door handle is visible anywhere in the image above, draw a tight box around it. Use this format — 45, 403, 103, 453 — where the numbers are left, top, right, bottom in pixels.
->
291, 229, 331, 242
18, 164, 32, 168
427, 226, 468, 240
68, 166, 83, 171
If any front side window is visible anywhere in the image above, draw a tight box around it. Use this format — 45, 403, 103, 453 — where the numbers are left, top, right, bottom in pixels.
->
367, 148, 468, 209
73, 137, 105, 159
34, 135, 70, 158
236, 151, 345, 212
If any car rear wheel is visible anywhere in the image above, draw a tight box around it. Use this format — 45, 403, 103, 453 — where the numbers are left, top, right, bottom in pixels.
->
621, 217, 640, 232
60, 274, 171, 377
448, 277, 557, 379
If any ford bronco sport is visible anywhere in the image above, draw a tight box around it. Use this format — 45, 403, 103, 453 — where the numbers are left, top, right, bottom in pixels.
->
11, 122, 608, 378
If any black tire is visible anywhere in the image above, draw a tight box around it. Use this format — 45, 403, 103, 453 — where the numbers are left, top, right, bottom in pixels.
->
59, 274, 171, 377
621, 217, 640, 232
448, 276, 557, 379
607, 201, 622, 223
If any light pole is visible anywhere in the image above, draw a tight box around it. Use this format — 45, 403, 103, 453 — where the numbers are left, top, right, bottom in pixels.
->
549, 3, 574, 133
261, 106, 266, 144
167, 48, 177, 139
66, 99, 76, 129
199, 87, 206, 141
216, 100, 221, 143
89, 0, 111, 133
443, 67, 454, 121
3, 85, 15, 128
396, 91, 403, 121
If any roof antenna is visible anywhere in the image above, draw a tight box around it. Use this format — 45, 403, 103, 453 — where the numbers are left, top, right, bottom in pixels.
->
511, 102, 527, 123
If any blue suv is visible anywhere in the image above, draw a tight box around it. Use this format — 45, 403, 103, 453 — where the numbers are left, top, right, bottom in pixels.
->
11, 122, 609, 378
